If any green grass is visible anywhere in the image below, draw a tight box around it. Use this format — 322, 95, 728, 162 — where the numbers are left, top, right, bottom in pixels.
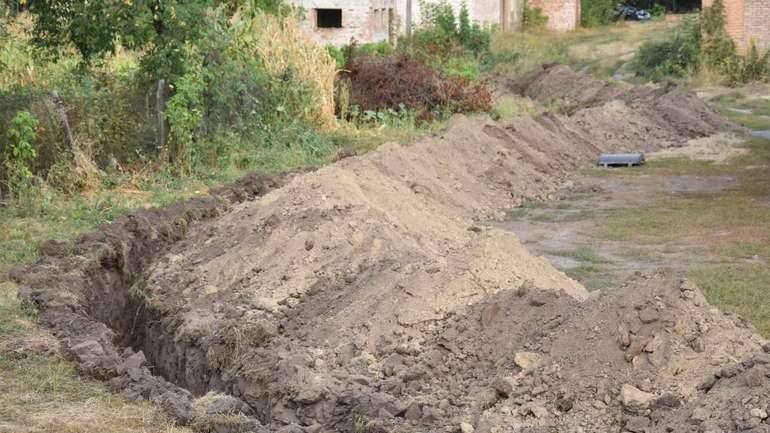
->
504, 200, 546, 219
0, 283, 191, 433
691, 264, 770, 336
491, 20, 675, 77
492, 95, 541, 120
711, 91, 770, 117
564, 263, 616, 292
723, 111, 770, 131
587, 136, 770, 335
600, 194, 770, 243
709, 90, 770, 131
551, 246, 609, 264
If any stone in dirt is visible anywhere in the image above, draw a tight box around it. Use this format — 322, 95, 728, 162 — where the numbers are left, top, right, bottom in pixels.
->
514, 352, 542, 370
620, 384, 656, 412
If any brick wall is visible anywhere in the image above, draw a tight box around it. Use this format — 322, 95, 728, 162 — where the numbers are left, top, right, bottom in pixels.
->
702, 0, 745, 44
742, 0, 770, 51
528, 0, 580, 31
702, 0, 770, 51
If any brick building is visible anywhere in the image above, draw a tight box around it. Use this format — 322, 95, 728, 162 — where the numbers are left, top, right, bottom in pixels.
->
292, 0, 396, 46
292, 0, 580, 46
702, 0, 770, 51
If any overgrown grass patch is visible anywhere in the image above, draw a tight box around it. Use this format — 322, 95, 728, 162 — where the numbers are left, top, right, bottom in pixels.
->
691, 264, 770, 336
589, 136, 770, 334
711, 91, 770, 117
600, 194, 770, 243
492, 95, 541, 120
549, 246, 609, 264
721, 110, 770, 131
491, 20, 674, 76
504, 200, 546, 219
0, 355, 191, 433
564, 263, 616, 292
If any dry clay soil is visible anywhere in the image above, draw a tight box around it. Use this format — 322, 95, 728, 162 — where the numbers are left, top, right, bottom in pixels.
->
14, 65, 770, 433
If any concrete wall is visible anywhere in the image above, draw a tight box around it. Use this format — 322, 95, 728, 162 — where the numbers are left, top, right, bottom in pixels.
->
292, 0, 395, 46
528, 0, 580, 31
702, 0, 770, 51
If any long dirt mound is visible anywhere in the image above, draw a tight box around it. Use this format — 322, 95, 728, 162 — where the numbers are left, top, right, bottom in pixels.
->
13, 67, 763, 433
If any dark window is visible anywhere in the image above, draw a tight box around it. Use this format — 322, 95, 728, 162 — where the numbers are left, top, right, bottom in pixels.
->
316, 9, 343, 28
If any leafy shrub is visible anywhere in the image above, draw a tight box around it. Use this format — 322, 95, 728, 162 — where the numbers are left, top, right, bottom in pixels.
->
722, 42, 770, 86
444, 57, 481, 81
581, 0, 617, 27
3, 111, 38, 194
328, 42, 396, 70
651, 4, 666, 18
632, 0, 769, 85
523, 3, 549, 29
1, 110, 52, 214
701, 0, 737, 69
702, 0, 769, 85
327, 45, 346, 70
342, 53, 491, 121
633, 14, 701, 80
409, 0, 491, 59
165, 61, 206, 173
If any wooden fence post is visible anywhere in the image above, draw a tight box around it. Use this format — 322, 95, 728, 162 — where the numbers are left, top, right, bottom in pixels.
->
49, 91, 76, 153
156, 79, 168, 162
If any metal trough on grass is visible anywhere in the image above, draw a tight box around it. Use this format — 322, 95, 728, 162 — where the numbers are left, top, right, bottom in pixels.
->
597, 153, 645, 167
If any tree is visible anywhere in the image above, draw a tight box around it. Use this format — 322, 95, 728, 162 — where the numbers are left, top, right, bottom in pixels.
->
26, 0, 286, 80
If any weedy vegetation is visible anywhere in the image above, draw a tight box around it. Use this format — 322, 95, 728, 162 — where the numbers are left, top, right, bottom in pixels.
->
633, 0, 770, 86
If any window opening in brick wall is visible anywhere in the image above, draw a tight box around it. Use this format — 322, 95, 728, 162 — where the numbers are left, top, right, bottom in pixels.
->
316, 9, 343, 28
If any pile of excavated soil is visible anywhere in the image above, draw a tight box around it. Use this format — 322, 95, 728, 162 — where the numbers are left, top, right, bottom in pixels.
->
14, 66, 763, 433
511, 64, 740, 152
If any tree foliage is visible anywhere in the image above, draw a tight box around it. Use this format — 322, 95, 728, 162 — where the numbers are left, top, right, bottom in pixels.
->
26, 0, 287, 81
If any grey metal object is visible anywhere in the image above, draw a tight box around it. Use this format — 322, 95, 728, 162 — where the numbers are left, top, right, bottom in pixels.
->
597, 153, 645, 167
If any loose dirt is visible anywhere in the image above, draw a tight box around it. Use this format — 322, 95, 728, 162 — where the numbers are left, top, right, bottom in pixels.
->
13, 65, 767, 433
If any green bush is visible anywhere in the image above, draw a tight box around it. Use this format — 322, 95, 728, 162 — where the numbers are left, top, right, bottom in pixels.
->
3, 111, 39, 194
702, 0, 737, 69
444, 57, 481, 81
702, 0, 769, 85
522, 3, 549, 29
581, 0, 617, 27
326, 45, 346, 69
633, 14, 701, 80
722, 42, 770, 86
409, 0, 491, 59
651, 4, 666, 18
632, 0, 769, 85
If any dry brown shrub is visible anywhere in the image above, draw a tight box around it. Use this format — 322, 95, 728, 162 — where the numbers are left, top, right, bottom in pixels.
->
343, 53, 491, 121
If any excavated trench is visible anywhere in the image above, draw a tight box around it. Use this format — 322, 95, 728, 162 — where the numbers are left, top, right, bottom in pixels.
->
14, 66, 770, 433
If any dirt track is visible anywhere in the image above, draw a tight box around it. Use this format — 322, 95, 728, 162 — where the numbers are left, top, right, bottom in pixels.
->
13, 66, 769, 433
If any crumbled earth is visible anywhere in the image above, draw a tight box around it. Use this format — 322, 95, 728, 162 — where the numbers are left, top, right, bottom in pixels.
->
13, 66, 765, 433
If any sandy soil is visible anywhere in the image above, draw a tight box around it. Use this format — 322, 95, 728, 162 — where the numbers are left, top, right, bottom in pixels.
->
13, 65, 767, 433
